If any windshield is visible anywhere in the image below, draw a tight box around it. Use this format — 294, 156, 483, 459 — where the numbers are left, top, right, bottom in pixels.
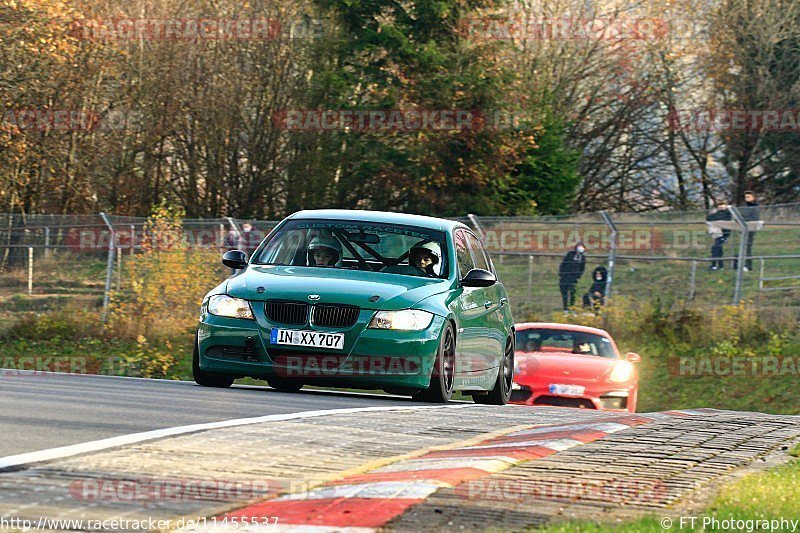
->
251, 219, 449, 278
515, 329, 618, 359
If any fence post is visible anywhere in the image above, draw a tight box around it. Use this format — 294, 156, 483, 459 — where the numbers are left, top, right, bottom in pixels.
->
44, 227, 50, 259
498, 220, 504, 265
467, 214, 485, 240
27, 247, 33, 295
99, 212, 116, 321
226, 216, 242, 239
600, 211, 617, 299
116, 246, 122, 291
688, 260, 697, 301
130, 224, 136, 256
527, 254, 533, 294
729, 206, 748, 304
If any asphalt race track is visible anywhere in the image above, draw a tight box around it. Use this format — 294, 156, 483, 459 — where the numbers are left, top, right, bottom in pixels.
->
0, 372, 424, 456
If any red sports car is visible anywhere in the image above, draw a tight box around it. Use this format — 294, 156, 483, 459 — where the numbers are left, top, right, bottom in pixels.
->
511, 323, 641, 412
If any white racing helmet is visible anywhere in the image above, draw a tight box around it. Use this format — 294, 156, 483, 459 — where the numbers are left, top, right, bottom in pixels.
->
409, 241, 442, 276
307, 235, 343, 267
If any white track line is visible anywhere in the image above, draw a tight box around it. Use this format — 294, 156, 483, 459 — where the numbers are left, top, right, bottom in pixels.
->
0, 404, 472, 471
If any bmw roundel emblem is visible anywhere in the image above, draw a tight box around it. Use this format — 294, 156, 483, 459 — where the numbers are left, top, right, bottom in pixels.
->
308, 294, 320, 301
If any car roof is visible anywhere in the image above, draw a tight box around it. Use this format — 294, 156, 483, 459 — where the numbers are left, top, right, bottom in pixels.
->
515, 322, 612, 338
288, 209, 470, 232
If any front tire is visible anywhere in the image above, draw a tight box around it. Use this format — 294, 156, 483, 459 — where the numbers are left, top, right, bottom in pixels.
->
474, 335, 514, 405
413, 323, 456, 403
193, 338, 235, 388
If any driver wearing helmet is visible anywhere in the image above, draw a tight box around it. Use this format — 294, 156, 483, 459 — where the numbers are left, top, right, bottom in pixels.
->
307, 235, 342, 267
409, 241, 441, 277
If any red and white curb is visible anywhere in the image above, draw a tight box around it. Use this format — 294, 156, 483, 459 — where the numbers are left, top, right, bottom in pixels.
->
211, 411, 698, 531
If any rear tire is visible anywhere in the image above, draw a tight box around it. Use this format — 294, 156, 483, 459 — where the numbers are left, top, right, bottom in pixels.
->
413, 323, 456, 403
267, 377, 304, 393
474, 335, 514, 405
193, 338, 235, 388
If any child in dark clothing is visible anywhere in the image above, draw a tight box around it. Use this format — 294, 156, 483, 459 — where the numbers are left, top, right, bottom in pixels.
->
582, 266, 608, 311
706, 202, 732, 270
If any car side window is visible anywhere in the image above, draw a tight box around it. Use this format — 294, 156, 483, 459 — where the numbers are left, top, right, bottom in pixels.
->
465, 233, 491, 273
455, 230, 475, 278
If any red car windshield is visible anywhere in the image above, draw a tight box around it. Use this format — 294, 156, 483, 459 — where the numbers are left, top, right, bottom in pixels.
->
515, 329, 618, 359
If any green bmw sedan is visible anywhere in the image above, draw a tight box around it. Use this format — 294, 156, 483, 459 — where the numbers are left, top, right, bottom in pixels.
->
194, 210, 515, 404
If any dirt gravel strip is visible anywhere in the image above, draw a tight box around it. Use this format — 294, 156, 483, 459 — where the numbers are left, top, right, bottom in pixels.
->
212, 412, 668, 530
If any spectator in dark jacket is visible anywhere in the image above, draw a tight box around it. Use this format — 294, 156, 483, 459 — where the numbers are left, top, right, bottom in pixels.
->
734, 191, 760, 271
582, 266, 608, 310
241, 223, 259, 254
706, 201, 731, 270
558, 242, 586, 311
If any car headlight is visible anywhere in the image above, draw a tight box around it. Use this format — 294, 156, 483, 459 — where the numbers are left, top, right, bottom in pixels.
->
207, 295, 254, 320
609, 361, 634, 383
368, 310, 434, 331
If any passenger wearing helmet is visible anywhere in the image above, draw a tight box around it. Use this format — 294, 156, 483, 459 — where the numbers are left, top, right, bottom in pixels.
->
380, 240, 441, 277
307, 235, 342, 267
409, 241, 441, 277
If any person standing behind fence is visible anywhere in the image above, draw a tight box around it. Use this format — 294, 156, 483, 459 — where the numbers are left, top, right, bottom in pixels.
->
558, 242, 586, 312
734, 191, 760, 271
706, 201, 731, 270
241, 222, 258, 255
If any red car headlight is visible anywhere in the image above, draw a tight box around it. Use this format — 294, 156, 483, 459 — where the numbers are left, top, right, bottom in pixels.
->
609, 361, 635, 383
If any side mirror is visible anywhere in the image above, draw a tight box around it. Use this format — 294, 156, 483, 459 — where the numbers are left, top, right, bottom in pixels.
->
461, 268, 497, 288
222, 249, 248, 270
626, 352, 642, 363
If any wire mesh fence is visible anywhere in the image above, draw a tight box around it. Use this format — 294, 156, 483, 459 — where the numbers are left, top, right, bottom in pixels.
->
0, 204, 798, 325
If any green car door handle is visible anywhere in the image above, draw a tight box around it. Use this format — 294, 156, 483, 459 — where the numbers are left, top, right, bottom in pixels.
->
500, 297, 508, 307
484, 300, 492, 309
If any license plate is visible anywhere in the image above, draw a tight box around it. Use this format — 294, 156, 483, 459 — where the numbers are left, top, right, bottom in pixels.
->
270, 328, 345, 350
549, 384, 585, 397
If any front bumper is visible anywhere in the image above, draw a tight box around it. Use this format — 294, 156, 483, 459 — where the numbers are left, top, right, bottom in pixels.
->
197, 308, 445, 390
510, 382, 638, 412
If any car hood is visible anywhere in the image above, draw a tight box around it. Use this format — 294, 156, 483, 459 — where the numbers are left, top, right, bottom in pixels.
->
226, 265, 451, 311
515, 351, 622, 384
